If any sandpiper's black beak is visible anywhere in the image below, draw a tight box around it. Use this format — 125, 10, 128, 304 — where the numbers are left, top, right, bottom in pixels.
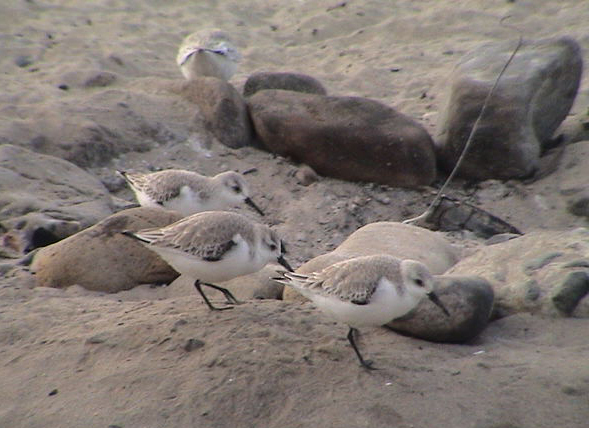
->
244, 197, 265, 216
277, 255, 293, 272
427, 292, 450, 316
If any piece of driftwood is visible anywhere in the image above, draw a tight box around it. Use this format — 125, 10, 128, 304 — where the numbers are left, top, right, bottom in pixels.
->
423, 195, 522, 238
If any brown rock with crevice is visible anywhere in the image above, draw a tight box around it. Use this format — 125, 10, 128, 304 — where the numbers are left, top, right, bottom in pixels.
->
32, 207, 182, 292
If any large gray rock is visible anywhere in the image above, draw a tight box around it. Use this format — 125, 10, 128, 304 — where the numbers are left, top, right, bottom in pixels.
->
176, 77, 253, 149
248, 90, 437, 187
435, 37, 583, 180
243, 72, 327, 97
31, 207, 182, 292
283, 221, 460, 302
0, 144, 114, 252
387, 275, 494, 343
446, 228, 589, 318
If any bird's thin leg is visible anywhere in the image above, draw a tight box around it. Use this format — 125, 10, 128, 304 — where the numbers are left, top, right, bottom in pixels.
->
347, 327, 377, 370
193, 280, 233, 311
202, 282, 241, 305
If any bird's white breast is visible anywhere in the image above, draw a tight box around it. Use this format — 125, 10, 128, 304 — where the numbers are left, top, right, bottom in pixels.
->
148, 234, 265, 283
306, 278, 419, 328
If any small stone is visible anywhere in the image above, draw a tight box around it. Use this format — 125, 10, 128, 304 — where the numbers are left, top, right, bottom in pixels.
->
48, 389, 58, 396
170, 319, 188, 333
373, 194, 391, 205
83, 71, 117, 88
552, 271, 589, 315
561, 385, 585, 396
86, 333, 108, 344
295, 165, 319, 186
15, 55, 33, 67
567, 193, 589, 218
524, 280, 541, 301
523, 252, 563, 274
184, 338, 205, 352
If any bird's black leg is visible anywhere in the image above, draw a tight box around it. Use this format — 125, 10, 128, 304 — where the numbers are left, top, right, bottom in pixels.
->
193, 280, 233, 311
202, 282, 241, 305
347, 327, 377, 370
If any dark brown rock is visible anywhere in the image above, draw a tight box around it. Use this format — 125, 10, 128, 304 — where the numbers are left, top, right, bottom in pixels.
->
567, 191, 589, 219
243, 72, 327, 97
295, 164, 320, 186
248, 90, 436, 187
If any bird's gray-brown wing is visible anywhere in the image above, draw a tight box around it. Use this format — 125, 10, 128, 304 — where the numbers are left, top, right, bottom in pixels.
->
134, 212, 253, 262
297, 255, 403, 304
144, 171, 201, 204
124, 171, 205, 204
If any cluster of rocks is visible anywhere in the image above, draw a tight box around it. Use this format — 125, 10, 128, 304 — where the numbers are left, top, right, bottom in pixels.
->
446, 228, 589, 318
185, 36, 583, 186
282, 221, 494, 343
1, 35, 587, 349
0, 144, 115, 254
21, 201, 589, 346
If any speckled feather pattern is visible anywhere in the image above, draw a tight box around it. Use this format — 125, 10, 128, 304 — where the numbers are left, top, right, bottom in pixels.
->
132, 211, 259, 261
286, 255, 406, 303
121, 170, 212, 204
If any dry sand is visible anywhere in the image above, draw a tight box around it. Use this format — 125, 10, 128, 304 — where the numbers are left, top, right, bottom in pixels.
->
1, 1, 588, 427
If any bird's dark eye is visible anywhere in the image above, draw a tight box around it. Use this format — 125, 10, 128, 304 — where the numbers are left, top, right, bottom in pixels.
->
232, 185, 241, 193
269, 243, 277, 251
415, 278, 424, 287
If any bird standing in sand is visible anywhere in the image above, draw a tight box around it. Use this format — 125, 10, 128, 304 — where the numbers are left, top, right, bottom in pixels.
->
122, 211, 292, 311
275, 254, 450, 370
118, 169, 265, 217
176, 28, 241, 81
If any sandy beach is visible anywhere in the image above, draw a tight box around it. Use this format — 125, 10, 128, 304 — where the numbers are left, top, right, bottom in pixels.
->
1, 1, 588, 427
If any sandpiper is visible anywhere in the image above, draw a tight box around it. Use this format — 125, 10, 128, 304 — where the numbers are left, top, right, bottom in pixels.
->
275, 255, 449, 369
122, 211, 292, 310
118, 169, 264, 217
176, 28, 241, 81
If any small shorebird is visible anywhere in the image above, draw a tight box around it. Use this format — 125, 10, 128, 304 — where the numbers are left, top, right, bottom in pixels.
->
122, 211, 292, 310
176, 28, 241, 81
117, 169, 265, 217
275, 255, 450, 370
